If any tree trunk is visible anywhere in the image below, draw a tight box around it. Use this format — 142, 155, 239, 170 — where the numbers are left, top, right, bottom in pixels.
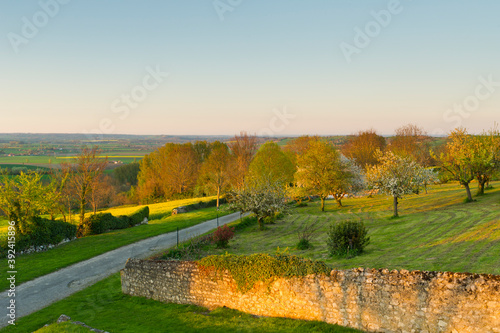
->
477, 175, 487, 195
258, 216, 264, 230
79, 186, 86, 224
321, 197, 325, 212
463, 182, 473, 202
393, 196, 398, 217
335, 198, 343, 207
216, 186, 220, 208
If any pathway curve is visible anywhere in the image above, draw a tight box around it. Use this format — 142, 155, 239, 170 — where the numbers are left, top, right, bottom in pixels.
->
0, 211, 245, 328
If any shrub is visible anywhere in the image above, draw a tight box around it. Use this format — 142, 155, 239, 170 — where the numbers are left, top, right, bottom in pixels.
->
77, 206, 150, 237
212, 225, 235, 248
0, 216, 76, 256
128, 206, 149, 225
327, 219, 370, 257
296, 238, 312, 250
296, 220, 318, 250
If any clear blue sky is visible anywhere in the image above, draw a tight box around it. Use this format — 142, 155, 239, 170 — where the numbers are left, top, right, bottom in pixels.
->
1, 0, 499, 136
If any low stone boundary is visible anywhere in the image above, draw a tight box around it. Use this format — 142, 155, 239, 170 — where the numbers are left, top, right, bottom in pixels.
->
121, 259, 500, 333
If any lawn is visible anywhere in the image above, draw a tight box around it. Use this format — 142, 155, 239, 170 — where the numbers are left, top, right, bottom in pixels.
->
177, 181, 500, 275
3, 273, 360, 333
0, 197, 230, 291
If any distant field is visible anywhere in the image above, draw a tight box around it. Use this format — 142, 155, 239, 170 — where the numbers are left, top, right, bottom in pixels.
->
0, 155, 147, 166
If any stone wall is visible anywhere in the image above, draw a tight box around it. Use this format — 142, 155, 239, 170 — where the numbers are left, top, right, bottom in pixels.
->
121, 259, 500, 333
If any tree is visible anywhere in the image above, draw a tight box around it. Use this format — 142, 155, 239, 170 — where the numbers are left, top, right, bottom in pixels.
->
432, 128, 481, 202
64, 146, 108, 224
342, 129, 386, 169
228, 132, 257, 190
295, 141, 356, 211
247, 142, 295, 188
88, 174, 115, 214
472, 126, 500, 195
366, 150, 426, 217
0, 170, 60, 232
389, 124, 433, 165
197, 141, 231, 208
228, 179, 287, 230
137, 143, 199, 201
329, 156, 365, 207
113, 162, 140, 187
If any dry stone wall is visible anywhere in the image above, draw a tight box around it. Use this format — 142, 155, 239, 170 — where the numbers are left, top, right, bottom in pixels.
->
121, 259, 500, 333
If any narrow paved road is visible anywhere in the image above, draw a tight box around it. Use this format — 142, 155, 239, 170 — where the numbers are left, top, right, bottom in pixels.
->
0, 212, 245, 328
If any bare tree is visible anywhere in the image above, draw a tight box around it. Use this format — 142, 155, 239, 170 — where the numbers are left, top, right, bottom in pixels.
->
228, 132, 257, 190
342, 129, 386, 169
64, 146, 108, 224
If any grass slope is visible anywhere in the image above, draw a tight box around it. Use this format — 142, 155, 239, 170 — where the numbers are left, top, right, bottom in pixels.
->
3, 274, 361, 333
193, 182, 500, 275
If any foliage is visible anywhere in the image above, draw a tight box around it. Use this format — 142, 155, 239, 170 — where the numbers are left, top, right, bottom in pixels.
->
196, 141, 231, 207
228, 179, 287, 230
341, 129, 386, 169
296, 220, 318, 250
1, 216, 76, 257
389, 124, 433, 166
112, 162, 140, 186
198, 253, 331, 293
77, 206, 149, 237
0, 170, 61, 231
136, 143, 199, 202
432, 127, 499, 201
247, 141, 295, 188
366, 150, 427, 217
212, 225, 235, 248
63, 146, 108, 224
472, 126, 500, 195
295, 140, 363, 211
227, 131, 257, 190
327, 220, 370, 258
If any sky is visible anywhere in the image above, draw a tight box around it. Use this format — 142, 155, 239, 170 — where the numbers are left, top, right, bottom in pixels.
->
1, 0, 499, 136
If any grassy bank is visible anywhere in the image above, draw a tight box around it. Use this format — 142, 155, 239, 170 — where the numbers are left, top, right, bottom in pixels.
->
177, 182, 500, 275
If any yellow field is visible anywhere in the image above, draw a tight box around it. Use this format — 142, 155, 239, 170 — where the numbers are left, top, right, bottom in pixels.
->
95, 196, 217, 218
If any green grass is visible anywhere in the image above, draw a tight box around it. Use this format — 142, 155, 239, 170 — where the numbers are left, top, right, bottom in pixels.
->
34, 322, 93, 332
0, 202, 229, 291
186, 182, 500, 275
2, 273, 360, 333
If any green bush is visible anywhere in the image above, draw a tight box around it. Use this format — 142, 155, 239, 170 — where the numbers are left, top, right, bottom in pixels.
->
128, 206, 149, 225
77, 206, 150, 237
0, 216, 76, 257
327, 220, 370, 258
297, 238, 312, 250
198, 253, 331, 293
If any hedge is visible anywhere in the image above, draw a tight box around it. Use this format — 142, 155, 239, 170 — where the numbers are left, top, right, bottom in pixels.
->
0, 216, 76, 257
77, 206, 149, 237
